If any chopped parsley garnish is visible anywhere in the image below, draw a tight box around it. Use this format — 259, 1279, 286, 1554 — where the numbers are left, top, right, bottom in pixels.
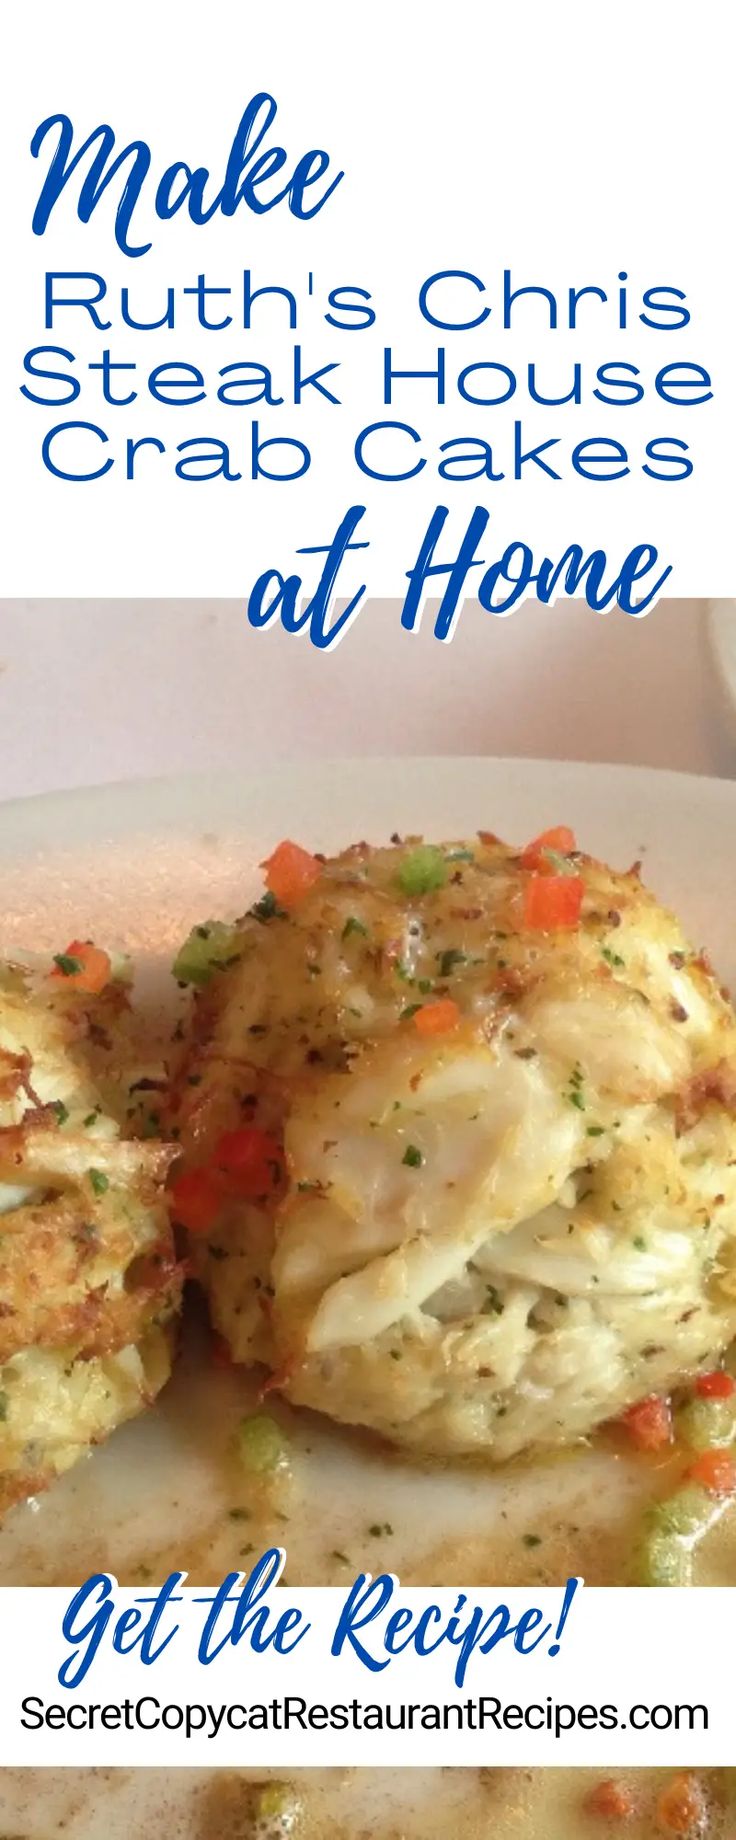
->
586, 1125, 605, 1137
397, 845, 448, 896
50, 1100, 69, 1125
400, 1002, 422, 1022
438, 948, 467, 978
402, 1144, 423, 1168
522, 1532, 542, 1548
482, 1286, 505, 1316
53, 952, 82, 977
601, 946, 626, 969
566, 1064, 586, 1111
89, 1168, 109, 1196
342, 916, 368, 942
249, 890, 286, 923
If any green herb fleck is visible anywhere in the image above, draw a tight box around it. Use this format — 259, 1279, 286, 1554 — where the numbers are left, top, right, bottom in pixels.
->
89, 1168, 109, 1196
342, 916, 368, 942
249, 891, 286, 923
482, 1286, 505, 1316
438, 948, 467, 978
53, 952, 82, 977
542, 848, 577, 876
402, 1144, 423, 1168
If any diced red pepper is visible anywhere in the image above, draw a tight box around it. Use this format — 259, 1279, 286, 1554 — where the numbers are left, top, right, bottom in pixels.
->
520, 825, 577, 871
687, 1448, 736, 1496
261, 839, 322, 908
213, 1126, 285, 1199
694, 1370, 735, 1399
655, 1772, 708, 1835
50, 938, 112, 994
619, 1394, 673, 1452
414, 998, 460, 1037
523, 873, 583, 931
584, 1779, 636, 1821
168, 1166, 222, 1235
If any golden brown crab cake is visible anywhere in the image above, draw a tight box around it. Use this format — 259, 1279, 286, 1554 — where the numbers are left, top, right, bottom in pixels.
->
0, 953, 180, 1514
170, 831, 736, 1461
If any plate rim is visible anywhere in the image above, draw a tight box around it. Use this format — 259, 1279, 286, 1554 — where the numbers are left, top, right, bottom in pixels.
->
0, 751, 735, 830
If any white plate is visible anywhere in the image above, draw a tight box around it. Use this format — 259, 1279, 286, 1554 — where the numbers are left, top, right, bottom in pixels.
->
0, 758, 733, 1837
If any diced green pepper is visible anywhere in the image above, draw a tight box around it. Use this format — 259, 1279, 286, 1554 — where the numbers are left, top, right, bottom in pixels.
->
649, 1484, 713, 1539
637, 1482, 724, 1585
236, 1414, 290, 1476
637, 1527, 692, 1587
254, 1781, 303, 1835
173, 920, 239, 988
676, 1396, 735, 1451
396, 846, 448, 896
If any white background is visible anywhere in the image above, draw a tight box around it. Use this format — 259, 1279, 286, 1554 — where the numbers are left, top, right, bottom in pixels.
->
0, 0, 734, 602
1, 1581, 732, 1768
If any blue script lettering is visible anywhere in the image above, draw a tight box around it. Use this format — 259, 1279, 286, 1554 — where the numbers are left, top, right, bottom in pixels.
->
195, 1548, 310, 1663
400, 505, 672, 638
59, 1572, 184, 1689
247, 504, 369, 649
31, 96, 343, 257
332, 1576, 581, 1689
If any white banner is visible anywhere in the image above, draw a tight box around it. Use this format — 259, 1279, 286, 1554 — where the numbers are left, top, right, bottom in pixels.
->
0, 1559, 733, 1767
0, 0, 734, 616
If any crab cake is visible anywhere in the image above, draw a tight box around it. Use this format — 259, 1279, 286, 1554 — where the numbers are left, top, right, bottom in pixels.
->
169, 831, 736, 1462
0, 946, 180, 1513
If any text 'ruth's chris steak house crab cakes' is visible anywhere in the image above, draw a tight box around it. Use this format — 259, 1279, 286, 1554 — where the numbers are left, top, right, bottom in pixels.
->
0, 943, 181, 1514
168, 826, 736, 1480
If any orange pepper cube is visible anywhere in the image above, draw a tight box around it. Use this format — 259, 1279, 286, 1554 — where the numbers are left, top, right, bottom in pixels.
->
523, 873, 583, 931
414, 998, 460, 1037
261, 839, 322, 908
